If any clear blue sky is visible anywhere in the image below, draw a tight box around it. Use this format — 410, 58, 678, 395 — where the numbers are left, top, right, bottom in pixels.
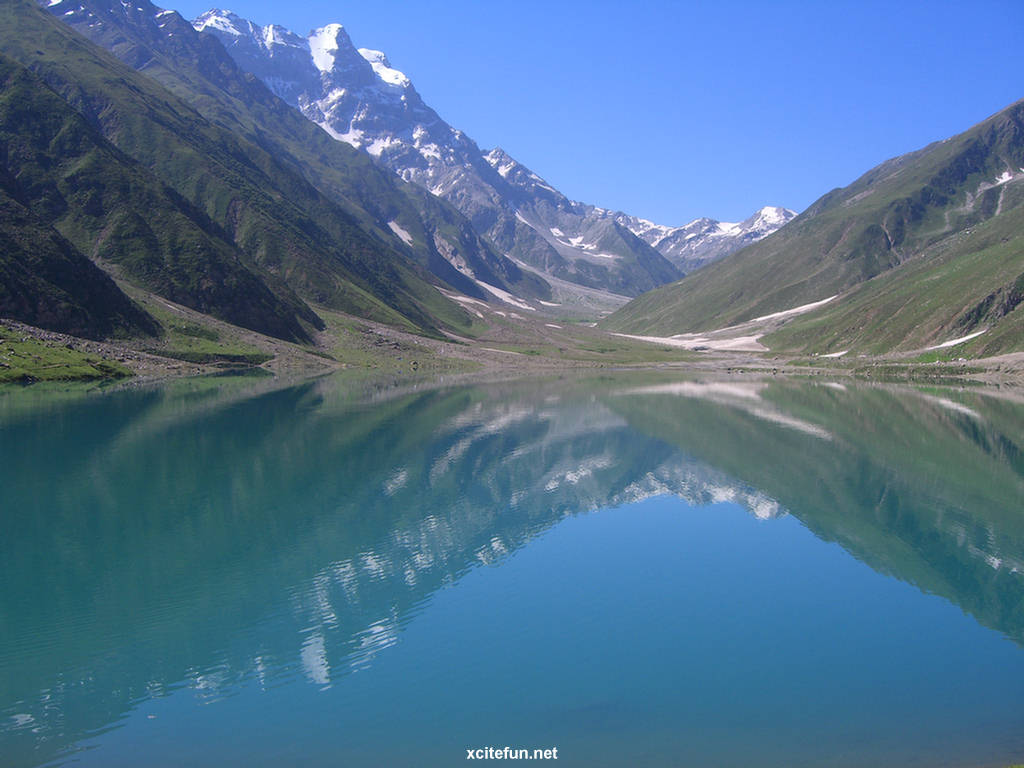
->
171, 0, 1023, 225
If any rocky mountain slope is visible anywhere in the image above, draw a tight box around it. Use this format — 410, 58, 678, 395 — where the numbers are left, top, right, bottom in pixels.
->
45, 0, 549, 307
193, 10, 790, 297
8, 0, 527, 342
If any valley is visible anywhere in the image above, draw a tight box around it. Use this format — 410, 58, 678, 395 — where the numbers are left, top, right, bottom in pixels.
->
3, 3, 1024, 766
4, 0, 1019, 387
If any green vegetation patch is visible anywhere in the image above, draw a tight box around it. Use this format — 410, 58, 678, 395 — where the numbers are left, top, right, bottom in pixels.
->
0, 325, 130, 382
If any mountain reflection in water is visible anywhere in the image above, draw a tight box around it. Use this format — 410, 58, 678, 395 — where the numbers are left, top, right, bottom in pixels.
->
1, 372, 1022, 767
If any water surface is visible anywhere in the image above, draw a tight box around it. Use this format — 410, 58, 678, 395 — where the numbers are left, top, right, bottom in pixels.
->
1, 373, 1023, 767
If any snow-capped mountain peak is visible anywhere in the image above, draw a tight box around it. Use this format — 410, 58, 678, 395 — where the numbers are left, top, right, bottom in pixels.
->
194, 9, 794, 293
309, 24, 345, 72
614, 206, 797, 273
193, 8, 250, 37
484, 147, 516, 178
742, 205, 794, 234
753, 205, 792, 226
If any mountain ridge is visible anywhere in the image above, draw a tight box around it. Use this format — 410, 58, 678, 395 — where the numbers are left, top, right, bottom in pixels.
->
41, 0, 551, 308
616, 205, 797, 272
193, 9, 791, 297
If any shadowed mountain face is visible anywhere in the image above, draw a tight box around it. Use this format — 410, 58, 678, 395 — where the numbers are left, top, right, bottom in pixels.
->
1, 372, 1022, 766
0, 52, 309, 341
0, 174, 157, 340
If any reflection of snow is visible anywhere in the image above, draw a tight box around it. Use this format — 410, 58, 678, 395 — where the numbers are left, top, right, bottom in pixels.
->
350, 617, 399, 671
301, 632, 330, 686
617, 467, 786, 521
544, 456, 614, 491
918, 394, 982, 420
617, 382, 832, 440
384, 468, 408, 495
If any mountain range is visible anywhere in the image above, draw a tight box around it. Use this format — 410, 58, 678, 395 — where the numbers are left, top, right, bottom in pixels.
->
192, 9, 792, 297
2, 0, 1022, 364
616, 205, 796, 273
0, 0, 791, 352
6, 0, 496, 343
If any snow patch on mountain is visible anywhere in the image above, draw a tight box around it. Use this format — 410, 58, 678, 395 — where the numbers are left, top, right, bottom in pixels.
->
474, 280, 536, 311
387, 220, 414, 246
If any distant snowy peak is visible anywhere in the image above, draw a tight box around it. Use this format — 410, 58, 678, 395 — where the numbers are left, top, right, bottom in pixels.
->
750, 205, 793, 227
615, 206, 797, 273
192, 12, 392, 94
736, 205, 796, 237
308, 24, 345, 71
682, 207, 795, 239
194, 9, 323, 53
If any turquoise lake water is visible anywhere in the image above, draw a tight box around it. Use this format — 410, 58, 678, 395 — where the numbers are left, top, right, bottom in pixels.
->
1, 372, 1023, 767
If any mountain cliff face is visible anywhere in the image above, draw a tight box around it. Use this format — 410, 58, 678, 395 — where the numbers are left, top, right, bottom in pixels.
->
193, 10, 790, 297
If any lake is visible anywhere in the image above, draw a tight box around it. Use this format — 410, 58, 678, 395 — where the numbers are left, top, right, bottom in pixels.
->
2, 372, 1023, 767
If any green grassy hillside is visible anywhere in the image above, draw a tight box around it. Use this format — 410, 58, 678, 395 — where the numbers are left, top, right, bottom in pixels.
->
604, 98, 1024, 355
764, 202, 1024, 356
